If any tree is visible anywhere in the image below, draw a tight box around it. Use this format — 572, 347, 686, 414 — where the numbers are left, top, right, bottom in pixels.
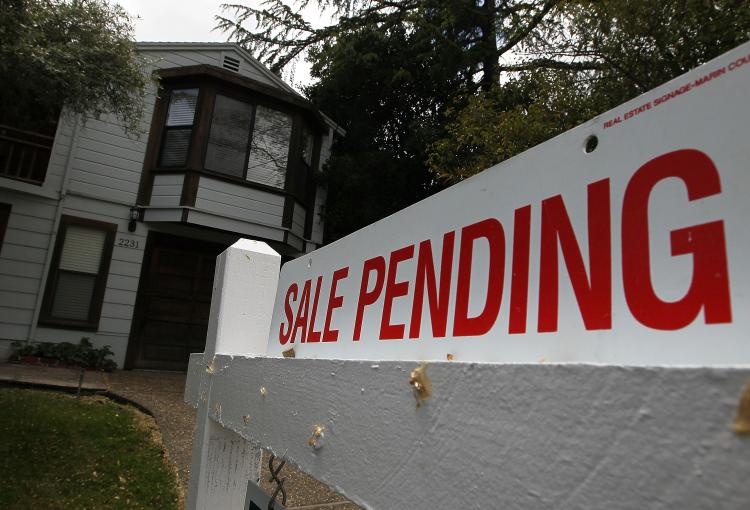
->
429, 0, 750, 181
218, 0, 562, 88
305, 24, 453, 240
0, 0, 148, 135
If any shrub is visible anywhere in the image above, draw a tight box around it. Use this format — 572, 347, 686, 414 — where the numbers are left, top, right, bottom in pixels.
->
9, 338, 117, 372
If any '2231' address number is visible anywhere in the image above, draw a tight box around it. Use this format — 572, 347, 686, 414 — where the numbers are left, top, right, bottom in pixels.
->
116, 237, 139, 249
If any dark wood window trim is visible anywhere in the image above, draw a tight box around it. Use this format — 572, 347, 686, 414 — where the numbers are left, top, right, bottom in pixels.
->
39, 215, 117, 331
0, 203, 10, 253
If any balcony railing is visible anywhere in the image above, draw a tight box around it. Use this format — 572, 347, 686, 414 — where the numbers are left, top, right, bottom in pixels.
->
0, 124, 54, 185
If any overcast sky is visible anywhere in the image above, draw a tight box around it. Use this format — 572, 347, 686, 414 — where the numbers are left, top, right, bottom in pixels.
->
118, 0, 228, 42
116, 0, 325, 88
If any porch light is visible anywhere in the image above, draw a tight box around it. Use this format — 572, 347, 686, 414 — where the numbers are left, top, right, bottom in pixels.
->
128, 206, 139, 232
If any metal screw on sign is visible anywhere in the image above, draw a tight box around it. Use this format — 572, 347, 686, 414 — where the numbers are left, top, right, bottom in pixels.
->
267, 454, 287, 510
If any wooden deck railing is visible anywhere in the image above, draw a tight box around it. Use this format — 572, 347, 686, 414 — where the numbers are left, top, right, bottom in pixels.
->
0, 124, 54, 185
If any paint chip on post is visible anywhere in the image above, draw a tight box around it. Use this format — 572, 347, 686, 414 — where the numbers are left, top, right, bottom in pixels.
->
409, 363, 431, 407
733, 382, 750, 435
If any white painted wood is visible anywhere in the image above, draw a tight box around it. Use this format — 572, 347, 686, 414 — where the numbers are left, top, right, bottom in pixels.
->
0, 274, 40, 294
0, 291, 37, 310
2, 228, 50, 249
196, 176, 285, 224
141, 208, 183, 223
105, 274, 139, 293
0, 193, 56, 341
151, 174, 184, 207
1, 245, 46, 264
68, 180, 136, 205
100, 302, 134, 321
138, 44, 294, 91
186, 210, 285, 243
187, 355, 750, 510
187, 239, 281, 510
0, 308, 34, 324
193, 195, 284, 227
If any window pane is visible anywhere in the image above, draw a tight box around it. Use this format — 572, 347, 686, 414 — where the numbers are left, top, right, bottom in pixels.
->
246, 105, 292, 189
51, 272, 96, 320
59, 225, 106, 274
301, 126, 314, 167
205, 95, 254, 178
160, 128, 191, 166
166, 89, 198, 126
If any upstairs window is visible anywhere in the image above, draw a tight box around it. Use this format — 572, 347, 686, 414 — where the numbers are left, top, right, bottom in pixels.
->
205, 94, 254, 178
246, 105, 292, 189
159, 88, 198, 167
41, 216, 116, 329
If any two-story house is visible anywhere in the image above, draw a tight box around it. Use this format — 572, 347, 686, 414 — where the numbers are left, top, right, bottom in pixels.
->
0, 42, 341, 370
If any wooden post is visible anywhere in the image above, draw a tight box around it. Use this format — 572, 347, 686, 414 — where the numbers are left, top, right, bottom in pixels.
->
186, 239, 280, 510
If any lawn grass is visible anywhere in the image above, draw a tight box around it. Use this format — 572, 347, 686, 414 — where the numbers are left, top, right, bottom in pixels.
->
0, 387, 180, 510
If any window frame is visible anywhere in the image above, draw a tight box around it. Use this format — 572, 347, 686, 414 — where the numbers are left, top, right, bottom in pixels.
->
158, 87, 201, 168
0, 203, 10, 254
39, 215, 117, 330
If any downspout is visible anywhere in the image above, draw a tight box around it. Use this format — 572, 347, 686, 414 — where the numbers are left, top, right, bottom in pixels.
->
26, 115, 82, 343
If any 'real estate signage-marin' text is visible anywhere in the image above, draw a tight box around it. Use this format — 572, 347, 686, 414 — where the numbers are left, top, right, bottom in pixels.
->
266, 43, 750, 365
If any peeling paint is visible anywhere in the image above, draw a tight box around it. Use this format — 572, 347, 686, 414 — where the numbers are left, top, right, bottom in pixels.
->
733, 381, 750, 435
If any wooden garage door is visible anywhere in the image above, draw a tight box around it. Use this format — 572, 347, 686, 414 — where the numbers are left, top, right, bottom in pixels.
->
126, 233, 226, 370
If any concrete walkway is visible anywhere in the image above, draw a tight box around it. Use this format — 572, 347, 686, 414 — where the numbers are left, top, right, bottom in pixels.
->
0, 363, 358, 510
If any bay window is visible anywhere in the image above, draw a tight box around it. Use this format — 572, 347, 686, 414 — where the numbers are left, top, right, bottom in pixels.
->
153, 77, 317, 201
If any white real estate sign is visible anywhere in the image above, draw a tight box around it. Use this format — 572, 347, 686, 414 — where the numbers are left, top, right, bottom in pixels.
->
186, 43, 750, 510
267, 42, 750, 366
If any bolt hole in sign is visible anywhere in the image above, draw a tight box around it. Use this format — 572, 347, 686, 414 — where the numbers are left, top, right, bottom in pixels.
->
268, 42, 750, 366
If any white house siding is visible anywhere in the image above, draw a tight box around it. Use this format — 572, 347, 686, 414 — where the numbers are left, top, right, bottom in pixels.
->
34, 195, 147, 365
195, 176, 285, 228
67, 112, 152, 206
150, 174, 184, 207
0, 191, 57, 350
139, 45, 283, 89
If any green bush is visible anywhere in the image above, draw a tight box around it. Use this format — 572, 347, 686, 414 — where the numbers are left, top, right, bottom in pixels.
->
10, 338, 117, 372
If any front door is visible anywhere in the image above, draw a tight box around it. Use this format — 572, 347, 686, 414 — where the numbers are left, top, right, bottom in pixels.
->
126, 232, 226, 370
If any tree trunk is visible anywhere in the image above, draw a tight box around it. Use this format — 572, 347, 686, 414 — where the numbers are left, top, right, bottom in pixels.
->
479, 0, 498, 91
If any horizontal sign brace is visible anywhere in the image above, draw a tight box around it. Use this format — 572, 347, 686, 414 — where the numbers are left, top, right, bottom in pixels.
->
186, 353, 750, 509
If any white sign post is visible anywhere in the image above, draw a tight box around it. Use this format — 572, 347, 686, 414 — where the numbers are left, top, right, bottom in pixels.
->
186, 239, 279, 509
187, 43, 750, 510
